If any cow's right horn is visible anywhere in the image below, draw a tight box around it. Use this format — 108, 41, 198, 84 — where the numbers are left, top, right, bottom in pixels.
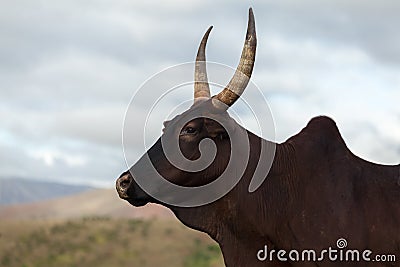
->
213, 8, 256, 109
194, 26, 213, 101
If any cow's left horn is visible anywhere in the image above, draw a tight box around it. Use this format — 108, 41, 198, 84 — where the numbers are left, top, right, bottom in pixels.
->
194, 26, 213, 101
214, 8, 256, 108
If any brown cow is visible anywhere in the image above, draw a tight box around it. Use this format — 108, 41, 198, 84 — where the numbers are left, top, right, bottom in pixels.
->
116, 8, 400, 266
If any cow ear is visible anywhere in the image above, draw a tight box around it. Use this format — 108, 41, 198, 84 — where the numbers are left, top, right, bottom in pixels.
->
162, 120, 171, 133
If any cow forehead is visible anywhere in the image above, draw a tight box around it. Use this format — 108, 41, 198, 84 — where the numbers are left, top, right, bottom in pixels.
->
162, 101, 230, 129
162, 115, 229, 131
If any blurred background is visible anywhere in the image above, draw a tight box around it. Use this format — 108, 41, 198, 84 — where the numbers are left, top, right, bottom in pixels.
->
0, 1, 399, 266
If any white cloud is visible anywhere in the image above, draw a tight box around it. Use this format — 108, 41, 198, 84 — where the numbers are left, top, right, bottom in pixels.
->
29, 149, 87, 167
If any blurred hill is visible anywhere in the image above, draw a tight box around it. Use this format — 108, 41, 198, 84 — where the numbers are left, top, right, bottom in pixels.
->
0, 178, 93, 205
0, 181, 222, 266
0, 188, 174, 221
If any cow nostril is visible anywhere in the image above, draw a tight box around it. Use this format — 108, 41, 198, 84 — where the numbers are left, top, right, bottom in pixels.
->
120, 180, 129, 189
118, 175, 131, 190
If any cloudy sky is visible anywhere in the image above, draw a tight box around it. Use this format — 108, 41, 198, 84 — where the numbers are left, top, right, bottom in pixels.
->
0, 0, 399, 188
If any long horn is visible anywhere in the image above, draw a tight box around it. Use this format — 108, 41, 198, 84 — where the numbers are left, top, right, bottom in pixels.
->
194, 26, 213, 100
214, 8, 256, 108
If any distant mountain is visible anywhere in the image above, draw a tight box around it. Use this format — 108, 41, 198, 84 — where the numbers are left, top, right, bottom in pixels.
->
0, 188, 174, 220
0, 178, 93, 205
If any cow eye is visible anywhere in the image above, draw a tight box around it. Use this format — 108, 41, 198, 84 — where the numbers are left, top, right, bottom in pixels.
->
180, 126, 197, 135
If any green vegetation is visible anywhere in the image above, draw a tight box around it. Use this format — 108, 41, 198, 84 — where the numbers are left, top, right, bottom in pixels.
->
0, 217, 223, 267
184, 238, 222, 267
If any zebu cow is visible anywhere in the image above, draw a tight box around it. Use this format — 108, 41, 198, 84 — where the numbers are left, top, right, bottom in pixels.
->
116, 8, 400, 267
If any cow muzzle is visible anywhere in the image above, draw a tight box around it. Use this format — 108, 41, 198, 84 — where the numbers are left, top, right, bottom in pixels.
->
116, 172, 131, 199
116, 171, 151, 207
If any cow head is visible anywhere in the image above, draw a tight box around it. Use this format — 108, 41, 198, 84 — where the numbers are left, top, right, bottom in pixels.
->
116, 9, 256, 208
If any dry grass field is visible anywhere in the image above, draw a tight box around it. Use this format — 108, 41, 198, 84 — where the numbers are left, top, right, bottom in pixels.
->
0, 189, 224, 267
0, 217, 223, 267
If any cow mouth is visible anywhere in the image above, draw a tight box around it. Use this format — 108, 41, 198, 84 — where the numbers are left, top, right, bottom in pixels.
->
117, 192, 150, 207
126, 197, 149, 207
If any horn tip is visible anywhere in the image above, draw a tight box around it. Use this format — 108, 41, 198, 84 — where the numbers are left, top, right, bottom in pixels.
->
204, 25, 213, 40
246, 7, 256, 44
248, 7, 254, 22
205, 25, 213, 36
